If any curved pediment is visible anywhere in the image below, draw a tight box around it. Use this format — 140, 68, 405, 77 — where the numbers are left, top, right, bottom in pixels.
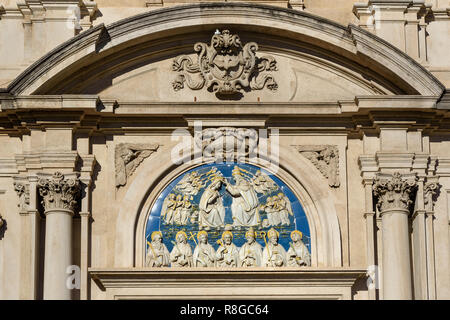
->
2, 3, 445, 99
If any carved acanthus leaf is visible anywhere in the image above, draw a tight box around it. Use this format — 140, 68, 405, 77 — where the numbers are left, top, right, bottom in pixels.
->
38, 172, 81, 212
373, 172, 418, 213
115, 143, 159, 187
14, 182, 30, 211
172, 30, 278, 96
194, 127, 258, 162
295, 145, 340, 187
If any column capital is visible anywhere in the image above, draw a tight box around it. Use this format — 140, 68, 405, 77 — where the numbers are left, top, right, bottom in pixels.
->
38, 171, 80, 213
373, 172, 418, 213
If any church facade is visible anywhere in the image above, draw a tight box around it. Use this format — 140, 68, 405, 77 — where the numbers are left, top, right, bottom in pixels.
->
0, 0, 449, 300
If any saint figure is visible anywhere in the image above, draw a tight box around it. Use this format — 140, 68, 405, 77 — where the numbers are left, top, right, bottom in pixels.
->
193, 231, 216, 267
216, 231, 239, 267
146, 231, 170, 267
170, 231, 193, 267
287, 230, 311, 267
239, 227, 263, 267
262, 228, 287, 267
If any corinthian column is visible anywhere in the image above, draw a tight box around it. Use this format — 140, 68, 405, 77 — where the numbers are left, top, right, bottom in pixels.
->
373, 172, 417, 300
38, 172, 80, 300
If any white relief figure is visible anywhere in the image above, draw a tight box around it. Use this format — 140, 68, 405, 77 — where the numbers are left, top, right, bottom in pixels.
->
252, 170, 278, 195
287, 230, 311, 267
198, 176, 226, 230
225, 166, 260, 228
262, 228, 287, 267
161, 193, 177, 225
239, 227, 263, 267
263, 196, 281, 227
175, 170, 206, 196
146, 231, 170, 267
170, 231, 193, 267
275, 193, 293, 226
172, 194, 184, 225
193, 231, 216, 267
180, 195, 192, 225
216, 231, 239, 268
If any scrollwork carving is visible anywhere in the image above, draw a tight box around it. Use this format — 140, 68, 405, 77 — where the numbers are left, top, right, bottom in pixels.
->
115, 143, 159, 187
373, 172, 418, 213
172, 30, 278, 96
38, 172, 81, 212
294, 145, 340, 187
194, 127, 258, 162
424, 180, 440, 211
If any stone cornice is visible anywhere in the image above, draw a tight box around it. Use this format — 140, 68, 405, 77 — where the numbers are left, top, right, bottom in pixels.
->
0, 3, 443, 96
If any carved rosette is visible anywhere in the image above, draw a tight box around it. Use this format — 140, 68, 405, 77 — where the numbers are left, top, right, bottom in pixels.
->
373, 172, 418, 213
294, 145, 340, 187
38, 172, 81, 213
194, 127, 258, 162
172, 30, 278, 95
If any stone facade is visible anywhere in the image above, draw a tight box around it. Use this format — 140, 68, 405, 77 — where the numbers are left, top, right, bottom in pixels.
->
0, 0, 449, 300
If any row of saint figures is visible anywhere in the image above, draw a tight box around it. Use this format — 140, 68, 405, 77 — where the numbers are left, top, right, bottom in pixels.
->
146, 227, 311, 268
161, 166, 294, 229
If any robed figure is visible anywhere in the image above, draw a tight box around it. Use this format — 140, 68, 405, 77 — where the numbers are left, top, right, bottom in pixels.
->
239, 227, 263, 267
146, 231, 170, 267
193, 231, 216, 267
226, 166, 260, 228
170, 231, 193, 267
216, 231, 239, 267
287, 230, 311, 267
262, 228, 287, 267
198, 177, 226, 230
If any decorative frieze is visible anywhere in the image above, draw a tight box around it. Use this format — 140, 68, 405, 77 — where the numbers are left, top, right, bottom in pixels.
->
373, 172, 418, 213
294, 145, 340, 187
115, 143, 159, 187
172, 29, 278, 96
194, 127, 258, 162
38, 172, 80, 212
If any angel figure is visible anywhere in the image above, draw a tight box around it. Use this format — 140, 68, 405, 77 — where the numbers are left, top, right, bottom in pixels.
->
180, 195, 192, 225
252, 170, 278, 195
161, 193, 177, 225
262, 196, 281, 227
274, 193, 294, 226
172, 194, 184, 225
115, 143, 159, 187
193, 231, 216, 267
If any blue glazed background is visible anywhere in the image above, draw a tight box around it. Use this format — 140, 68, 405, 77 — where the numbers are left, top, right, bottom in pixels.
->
145, 163, 311, 254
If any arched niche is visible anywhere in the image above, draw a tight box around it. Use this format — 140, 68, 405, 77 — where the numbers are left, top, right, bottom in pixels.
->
114, 145, 342, 268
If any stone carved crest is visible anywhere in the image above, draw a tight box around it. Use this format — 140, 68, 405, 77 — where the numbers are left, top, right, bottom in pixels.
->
373, 172, 418, 213
14, 182, 30, 211
294, 145, 340, 187
194, 127, 258, 162
38, 172, 81, 212
172, 30, 278, 96
115, 143, 159, 187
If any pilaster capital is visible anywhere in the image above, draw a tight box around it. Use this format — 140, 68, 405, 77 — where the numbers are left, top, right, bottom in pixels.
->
373, 172, 418, 213
37, 171, 80, 213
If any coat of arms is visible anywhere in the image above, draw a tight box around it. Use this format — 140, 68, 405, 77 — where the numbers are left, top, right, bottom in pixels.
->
172, 30, 278, 96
